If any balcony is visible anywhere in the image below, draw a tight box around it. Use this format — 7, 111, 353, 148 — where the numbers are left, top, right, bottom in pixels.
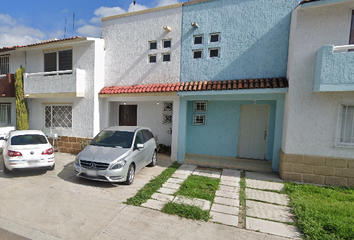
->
314, 45, 354, 92
24, 68, 86, 98
0, 73, 15, 98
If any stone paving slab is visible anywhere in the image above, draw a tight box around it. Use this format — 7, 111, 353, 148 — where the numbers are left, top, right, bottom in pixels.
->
220, 179, 239, 187
175, 169, 193, 175
246, 179, 284, 191
216, 190, 239, 199
211, 203, 239, 216
162, 182, 181, 190
192, 169, 221, 178
173, 196, 211, 211
245, 171, 284, 182
171, 173, 190, 180
222, 169, 241, 178
219, 185, 237, 192
221, 175, 240, 182
214, 197, 240, 207
246, 189, 289, 206
210, 211, 239, 227
246, 200, 294, 223
166, 178, 184, 184
151, 193, 174, 203
246, 217, 301, 239
178, 164, 197, 171
141, 199, 166, 210
157, 187, 176, 195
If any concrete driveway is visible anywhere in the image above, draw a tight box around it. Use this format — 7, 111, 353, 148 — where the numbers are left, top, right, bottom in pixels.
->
0, 153, 289, 240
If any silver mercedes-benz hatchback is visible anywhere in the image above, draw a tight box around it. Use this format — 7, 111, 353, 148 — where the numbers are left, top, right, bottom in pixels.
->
74, 126, 157, 184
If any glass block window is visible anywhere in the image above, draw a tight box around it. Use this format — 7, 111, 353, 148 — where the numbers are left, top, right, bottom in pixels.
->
162, 53, 171, 62
194, 35, 203, 45
164, 102, 173, 112
149, 41, 157, 50
149, 54, 157, 63
45, 105, 72, 128
163, 114, 172, 124
194, 101, 207, 112
193, 114, 206, 125
336, 104, 354, 147
0, 55, 10, 75
193, 50, 202, 59
0, 104, 11, 124
210, 33, 220, 43
163, 39, 171, 48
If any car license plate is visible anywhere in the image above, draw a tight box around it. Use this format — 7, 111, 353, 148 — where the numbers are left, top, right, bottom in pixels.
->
86, 169, 98, 177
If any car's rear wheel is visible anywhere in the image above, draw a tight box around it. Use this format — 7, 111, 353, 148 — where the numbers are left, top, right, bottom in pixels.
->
3, 162, 11, 174
47, 163, 55, 171
124, 164, 135, 185
148, 150, 157, 167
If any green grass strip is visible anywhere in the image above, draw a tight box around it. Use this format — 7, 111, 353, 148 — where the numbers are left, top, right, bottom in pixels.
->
284, 182, 354, 240
125, 161, 180, 206
174, 175, 220, 202
162, 202, 210, 222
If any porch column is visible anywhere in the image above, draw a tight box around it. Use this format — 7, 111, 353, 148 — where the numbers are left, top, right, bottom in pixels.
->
171, 98, 180, 161
177, 97, 187, 163
272, 94, 285, 172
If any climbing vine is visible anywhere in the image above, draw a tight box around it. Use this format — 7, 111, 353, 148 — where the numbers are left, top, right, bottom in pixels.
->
15, 66, 29, 130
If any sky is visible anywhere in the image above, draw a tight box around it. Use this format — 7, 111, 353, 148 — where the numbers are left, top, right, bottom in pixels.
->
0, 0, 182, 48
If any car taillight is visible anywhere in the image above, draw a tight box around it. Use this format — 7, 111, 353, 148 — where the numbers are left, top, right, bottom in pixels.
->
42, 148, 54, 155
8, 150, 22, 157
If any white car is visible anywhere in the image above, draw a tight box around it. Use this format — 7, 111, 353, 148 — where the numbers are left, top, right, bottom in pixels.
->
74, 126, 157, 184
2, 130, 55, 174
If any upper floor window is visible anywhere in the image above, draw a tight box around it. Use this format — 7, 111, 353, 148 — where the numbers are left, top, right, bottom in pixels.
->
0, 55, 9, 75
149, 41, 157, 50
44, 49, 72, 73
210, 33, 220, 43
209, 48, 220, 58
194, 35, 203, 45
163, 39, 171, 48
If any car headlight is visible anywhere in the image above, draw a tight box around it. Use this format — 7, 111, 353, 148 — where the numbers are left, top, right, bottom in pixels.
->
75, 155, 80, 164
110, 159, 126, 170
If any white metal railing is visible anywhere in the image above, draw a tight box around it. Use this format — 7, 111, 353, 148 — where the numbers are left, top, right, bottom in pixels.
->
333, 45, 354, 52
24, 70, 73, 77
0, 74, 6, 78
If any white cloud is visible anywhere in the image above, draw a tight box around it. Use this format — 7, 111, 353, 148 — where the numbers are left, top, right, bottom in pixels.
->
49, 30, 65, 39
156, 0, 180, 7
0, 14, 16, 26
127, 3, 148, 12
90, 6, 126, 23
76, 24, 101, 37
76, 19, 86, 26
0, 33, 42, 48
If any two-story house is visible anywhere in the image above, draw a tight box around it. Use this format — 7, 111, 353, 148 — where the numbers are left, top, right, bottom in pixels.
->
177, 0, 298, 172
99, 4, 183, 161
280, 0, 354, 187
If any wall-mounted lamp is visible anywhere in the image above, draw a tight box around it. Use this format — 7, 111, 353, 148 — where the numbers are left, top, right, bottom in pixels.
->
157, 102, 160, 105
163, 26, 171, 32
25, 94, 29, 98
191, 22, 198, 28
123, 102, 127, 105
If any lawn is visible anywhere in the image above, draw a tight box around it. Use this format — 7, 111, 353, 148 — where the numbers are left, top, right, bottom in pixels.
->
284, 182, 354, 240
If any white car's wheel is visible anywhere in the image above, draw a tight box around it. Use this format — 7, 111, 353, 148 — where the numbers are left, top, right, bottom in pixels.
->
148, 150, 157, 167
124, 164, 135, 185
3, 162, 11, 174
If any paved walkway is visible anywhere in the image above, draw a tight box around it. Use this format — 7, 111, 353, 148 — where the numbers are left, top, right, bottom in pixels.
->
142, 164, 302, 239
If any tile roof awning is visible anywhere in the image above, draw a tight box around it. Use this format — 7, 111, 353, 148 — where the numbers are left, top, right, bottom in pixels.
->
99, 78, 288, 96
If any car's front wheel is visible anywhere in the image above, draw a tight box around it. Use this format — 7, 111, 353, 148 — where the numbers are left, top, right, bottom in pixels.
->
124, 164, 135, 185
3, 162, 11, 174
148, 150, 157, 167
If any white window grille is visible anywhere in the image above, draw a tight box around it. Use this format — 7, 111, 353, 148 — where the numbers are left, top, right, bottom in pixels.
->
162, 102, 173, 124
194, 101, 207, 112
163, 114, 172, 124
45, 105, 72, 128
164, 102, 173, 112
336, 104, 354, 147
193, 114, 206, 125
0, 55, 9, 75
0, 104, 11, 124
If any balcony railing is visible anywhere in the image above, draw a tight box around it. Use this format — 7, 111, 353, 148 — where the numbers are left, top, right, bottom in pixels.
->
314, 45, 354, 92
24, 69, 86, 98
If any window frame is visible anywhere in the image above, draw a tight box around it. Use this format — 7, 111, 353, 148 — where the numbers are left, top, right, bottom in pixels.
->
149, 41, 157, 50
163, 39, 172, 48
193, 35, 203, 45
193, 49, 203, 59
210, 33, 220, 43
162, 53, 171, 62
44, 104, 73, 128
148, 54, 157, 63
0, 103, 11, 125
193, 114, 206, 126
335, 103, 354, 147
0, 55, 10, 75
44, 49, 73, 73
209, 48, 220, 58
194, 101, 207, 112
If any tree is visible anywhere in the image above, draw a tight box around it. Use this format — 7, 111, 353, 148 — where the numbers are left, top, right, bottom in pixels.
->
15, 66, 29, 130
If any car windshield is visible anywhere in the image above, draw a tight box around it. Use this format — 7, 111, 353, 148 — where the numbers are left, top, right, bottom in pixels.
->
90, 130, 134, 148
11, 134, 48, 145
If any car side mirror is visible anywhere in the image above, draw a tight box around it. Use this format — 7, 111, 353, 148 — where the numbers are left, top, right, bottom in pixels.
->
136, 143, 145, 149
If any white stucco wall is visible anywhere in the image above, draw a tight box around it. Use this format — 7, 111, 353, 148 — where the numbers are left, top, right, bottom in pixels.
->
283, 1, 354, 158
102, 5, 182, 86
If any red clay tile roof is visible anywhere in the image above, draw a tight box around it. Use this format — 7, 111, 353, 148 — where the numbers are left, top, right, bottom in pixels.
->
99, 78, 288, 95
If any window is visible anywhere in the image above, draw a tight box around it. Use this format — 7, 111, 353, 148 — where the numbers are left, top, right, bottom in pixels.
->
210, 33, 220, 43
164, 102, 173, 112
0, 55, 9, 75
45, 105, 72, 128
193, 114, 206, 125
0, 104, 11, 124
163, 39, 171, 48
162, 53, 171, 62
149, 41, 157, 50
193, 50, 203, 59
194, 35, 203, 45
163, 102, 173, 124
194, 101, 207, 112
44, 49, 72, 73
336, 104, 354, 147
149, 54, 157, 63
163, 114, 173, 124
209, 48, 220, 58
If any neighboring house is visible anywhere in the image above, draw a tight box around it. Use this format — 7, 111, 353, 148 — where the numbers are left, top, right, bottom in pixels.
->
280, 0, 354, 187
99, 4, 183, 160
177, 0, 298, 172
1, 37, 105, 154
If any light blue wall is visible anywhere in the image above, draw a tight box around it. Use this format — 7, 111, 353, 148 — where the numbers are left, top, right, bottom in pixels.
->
185, 100, 276, 160
180, 0, 298, 82
314, 45, 354, 92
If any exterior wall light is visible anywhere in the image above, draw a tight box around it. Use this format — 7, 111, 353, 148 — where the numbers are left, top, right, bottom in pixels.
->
123, 102, 127, 105
163, 26, 171, 32
191, 22, 198, 28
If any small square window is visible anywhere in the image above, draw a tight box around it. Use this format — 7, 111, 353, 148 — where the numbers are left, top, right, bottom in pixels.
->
194, 35, 203, 45
193, 114, 206, 125
149, 55, 157, 63
163, 53, 171, 62
164, 102, 173, 112
149, 41, 157, 50
163, 114, 173, 124
193, 50, 203, 59
210, 33, 220, 43
209, 48, 220, 58
163, 39, 171, 48
194, 101, 207, 112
